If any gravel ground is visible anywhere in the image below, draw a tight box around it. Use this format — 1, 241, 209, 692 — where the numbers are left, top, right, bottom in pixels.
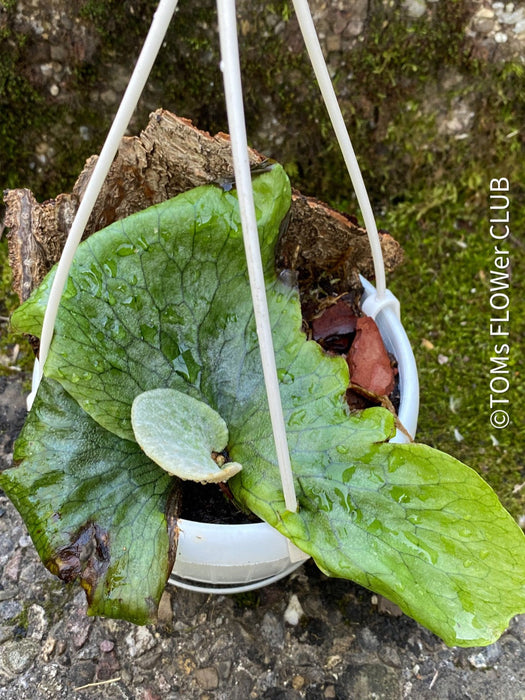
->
1, 375, 525, 699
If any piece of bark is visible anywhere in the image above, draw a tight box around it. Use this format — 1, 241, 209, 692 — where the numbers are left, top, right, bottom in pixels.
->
3, 109, 403, 302
3, 188, 79, 304
277, 193, 402, 295
311, 299, 358, 341
310, 299, 358, 354
347, 317, 395, 396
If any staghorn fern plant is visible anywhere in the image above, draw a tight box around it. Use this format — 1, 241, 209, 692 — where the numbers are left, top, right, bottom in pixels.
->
2, 164, 525, 646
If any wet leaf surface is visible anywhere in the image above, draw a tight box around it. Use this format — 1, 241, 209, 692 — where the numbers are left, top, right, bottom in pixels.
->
2, 378, 178, 624
4, 165, 525, 644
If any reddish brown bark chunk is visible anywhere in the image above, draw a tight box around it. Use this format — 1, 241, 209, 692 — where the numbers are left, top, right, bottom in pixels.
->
347, 317, 395, 396
311, 300, 358, 341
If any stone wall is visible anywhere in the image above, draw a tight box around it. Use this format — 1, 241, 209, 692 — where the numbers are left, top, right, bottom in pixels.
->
1, 1, 524, 204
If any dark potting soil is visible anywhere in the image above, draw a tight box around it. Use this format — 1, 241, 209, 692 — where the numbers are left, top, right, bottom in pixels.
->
179, 480, 261, 524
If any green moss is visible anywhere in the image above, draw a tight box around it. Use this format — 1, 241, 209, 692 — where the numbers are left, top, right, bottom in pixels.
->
12, 601, 30, 634
0, 239, 33, 376
80, 0, 159, 42
259, 0, 525, 516
0, 4, 96, 199
377, 108, 525, 517
0, 24, 46, 191
234, 590, 260, 609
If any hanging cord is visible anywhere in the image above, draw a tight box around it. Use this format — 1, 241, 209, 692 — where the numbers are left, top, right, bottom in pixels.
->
29, 0, 370, 523
30, 0, 179, 407
291, 0, 386, 299
217, 0, 298, 513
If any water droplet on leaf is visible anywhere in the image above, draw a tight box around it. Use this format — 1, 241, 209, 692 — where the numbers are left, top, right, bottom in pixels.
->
288, 409, 307, 427
278, 369, 294, 384
103, 260, 118, 278
140, 323, 157, 344
116, 243, 136, 256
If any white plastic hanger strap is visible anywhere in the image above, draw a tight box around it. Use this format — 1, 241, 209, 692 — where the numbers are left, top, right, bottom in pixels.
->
29, 0, 390, 524
31, 0, 180, 408
217, 0, 298, 513
291, 0, 387, 300
361, 286, 401, 321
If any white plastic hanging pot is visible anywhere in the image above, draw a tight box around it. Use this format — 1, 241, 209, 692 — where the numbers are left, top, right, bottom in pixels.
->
168, 279, 419, 594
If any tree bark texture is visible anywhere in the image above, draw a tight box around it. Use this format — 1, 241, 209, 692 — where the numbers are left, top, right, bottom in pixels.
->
5, 110, 403, 303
